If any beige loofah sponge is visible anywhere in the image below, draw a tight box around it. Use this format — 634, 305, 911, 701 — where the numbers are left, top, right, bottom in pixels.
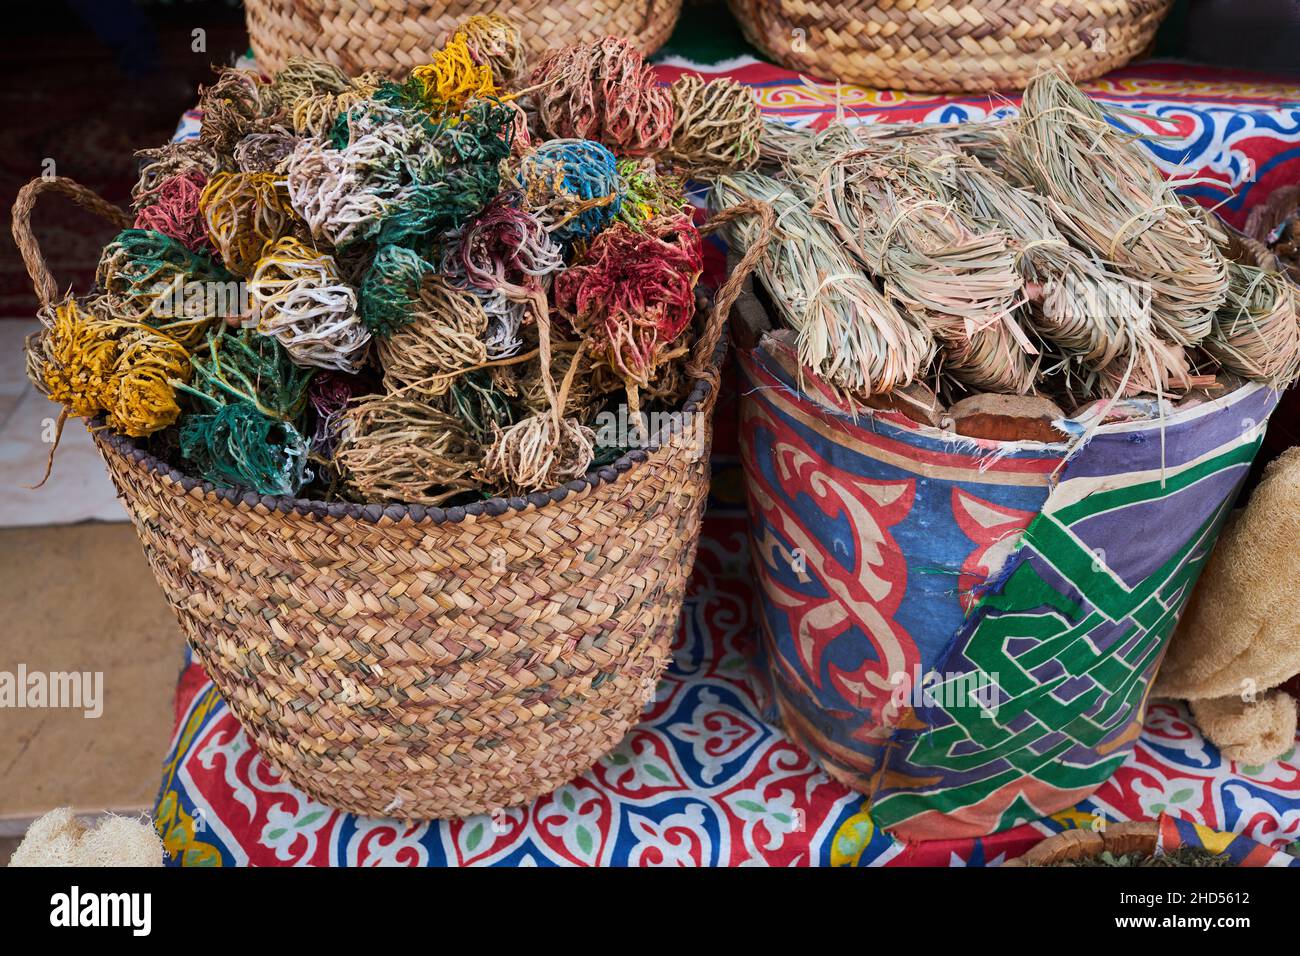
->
8, 807, 164, 867
1190, 692, 1299, 766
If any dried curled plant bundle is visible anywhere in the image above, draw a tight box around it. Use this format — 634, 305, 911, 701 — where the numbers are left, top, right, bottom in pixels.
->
198, 68, 283, 155
480, 412, 596, 494
133, 169, 210, 252
248, 236, 371, 373
28, 296, 120, 418
233, 128, 301, 173
199, 171, 301, 276
1204, 260, 1300, 387
108, 327, 191, 438
336, 397, 480, 505
518, 346, 600, 419
456, 13, 527, 89
96, 229, 230, 348
666, 74, 762, 177
375, 276, 489, 397
132, 140, 222, 209
709, 172, 932, 399
530, 37, 673, 157
811, 138, 1036, 393
952, 152, 1156, 372
553, 213, 703, 400
270, 56, 352, 106
1009, 71, 1228, 347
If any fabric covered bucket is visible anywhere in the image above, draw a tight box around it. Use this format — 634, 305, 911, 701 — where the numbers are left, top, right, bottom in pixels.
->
738, 333, 1279, 841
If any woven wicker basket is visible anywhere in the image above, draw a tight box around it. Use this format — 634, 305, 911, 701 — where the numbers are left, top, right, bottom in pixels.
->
727, 0, 1174, 93
1002, 822, 1157, 866
12, 176, 770, 819
245, 0, 683, 77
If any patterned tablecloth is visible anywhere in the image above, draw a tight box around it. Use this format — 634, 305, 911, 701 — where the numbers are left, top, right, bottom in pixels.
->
154, 59, 1300, 866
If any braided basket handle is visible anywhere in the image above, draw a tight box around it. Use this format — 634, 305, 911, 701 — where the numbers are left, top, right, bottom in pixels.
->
11, 176, 132, 309
687, 199, 775, 407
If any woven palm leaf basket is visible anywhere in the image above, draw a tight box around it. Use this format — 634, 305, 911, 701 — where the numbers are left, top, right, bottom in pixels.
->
11, 176, 766, 820
727, 0, 1174, 93
246, 0, 683, 76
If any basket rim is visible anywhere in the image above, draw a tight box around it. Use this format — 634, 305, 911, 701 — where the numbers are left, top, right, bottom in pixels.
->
95, 345, 722, 527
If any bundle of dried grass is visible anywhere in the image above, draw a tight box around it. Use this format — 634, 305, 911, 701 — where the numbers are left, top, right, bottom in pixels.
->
1009, 71, 1229, 347
952, 154, 1158, 379
709, 171, 931, 400
1204, 261, 1300, 386
812, 138, 1037, 394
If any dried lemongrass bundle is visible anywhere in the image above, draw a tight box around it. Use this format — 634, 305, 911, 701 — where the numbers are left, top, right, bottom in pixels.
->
1010, 71, 1229, 347
709, 171, 931, 399
811, 139, 1036, 394
335, 397, 480, 505
1204, 261, 1300, 386
952, 154, 1156, 372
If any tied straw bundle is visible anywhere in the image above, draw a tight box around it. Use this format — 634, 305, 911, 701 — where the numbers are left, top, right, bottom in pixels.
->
1009, 70, 1229, 348
812, 139, 1038, 394
709, 70, 1300, 426
709, 172, 932, 400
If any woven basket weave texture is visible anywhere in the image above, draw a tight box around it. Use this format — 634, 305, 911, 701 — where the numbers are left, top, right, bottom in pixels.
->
727, 0, 1174, 93
246, 0, 683, 76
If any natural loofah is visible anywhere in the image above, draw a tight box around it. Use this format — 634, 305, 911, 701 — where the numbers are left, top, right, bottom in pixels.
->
9, 808, 164, 867
519, 138, 624, 241
336, 396, 480, 504
1155, 446, 1300, 701
132, 169, 210, 252
1189, 693, 1298, 766
531, 37, 673, 157
249, 236, 370, 372
376, 275, 488, 396
665, 74, 762, 177
199, 171, 300, 275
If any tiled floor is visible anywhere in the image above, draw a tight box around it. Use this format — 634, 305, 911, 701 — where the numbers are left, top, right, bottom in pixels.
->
0, 522, 183, 827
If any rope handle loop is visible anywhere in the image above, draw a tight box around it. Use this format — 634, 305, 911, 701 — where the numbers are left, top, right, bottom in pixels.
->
11, 176, 132, 309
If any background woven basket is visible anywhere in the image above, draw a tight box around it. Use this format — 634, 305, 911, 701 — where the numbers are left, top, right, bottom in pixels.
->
727, 0, 1174, 93
245, 0, 684, 77
12, 177, 769, 819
